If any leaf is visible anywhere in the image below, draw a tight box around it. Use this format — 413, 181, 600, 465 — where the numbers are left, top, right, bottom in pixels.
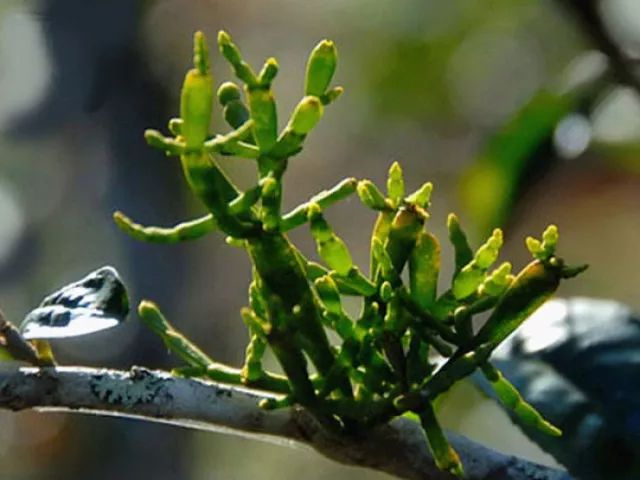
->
20, 266, 129, 340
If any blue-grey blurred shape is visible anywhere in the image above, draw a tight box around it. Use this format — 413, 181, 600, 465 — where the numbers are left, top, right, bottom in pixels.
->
476, 297, 640, 479
21, 266, 129, 340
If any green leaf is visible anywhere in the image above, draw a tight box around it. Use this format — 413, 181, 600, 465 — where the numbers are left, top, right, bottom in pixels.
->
308, 204, 353, 275
447, 213, 473, 275
305, 39, 338, 97
357, 180, 388, 211
180, 32, 213, 150
386, 161, 405, 207
248, 88, 278, 152
409, 231, 440, 310
288, 96, 324, 135
218, 30, 258, 86
460, 91, 573, 233
418, 404, 464, 478
113, 211, 217, 243
481, 363, 561, 436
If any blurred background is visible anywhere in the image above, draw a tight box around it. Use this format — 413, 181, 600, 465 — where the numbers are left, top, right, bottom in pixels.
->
0, 0, 639, 478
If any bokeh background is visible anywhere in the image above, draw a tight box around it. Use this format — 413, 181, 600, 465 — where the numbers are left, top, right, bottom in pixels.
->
0, 0, 639, 478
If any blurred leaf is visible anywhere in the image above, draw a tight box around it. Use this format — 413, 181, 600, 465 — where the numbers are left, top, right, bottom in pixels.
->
0, 345, 14, 361
365, 38, 458, 121
460, 90, 572, 233
460, 51, 611, 234
475, 297, 640, 480
20, 266, 129, 340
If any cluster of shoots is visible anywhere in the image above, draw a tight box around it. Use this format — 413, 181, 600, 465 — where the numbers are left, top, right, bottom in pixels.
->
113, 31, 586, 477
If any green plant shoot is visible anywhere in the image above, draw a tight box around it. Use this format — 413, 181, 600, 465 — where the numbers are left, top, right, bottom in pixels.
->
113, 30, 586, 477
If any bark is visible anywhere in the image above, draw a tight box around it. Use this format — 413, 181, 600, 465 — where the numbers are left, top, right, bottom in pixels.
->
0, 366, 573, 480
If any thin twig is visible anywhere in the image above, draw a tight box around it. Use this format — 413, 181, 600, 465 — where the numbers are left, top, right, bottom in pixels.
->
0, 366, 573, 480
0, 309, 44, 366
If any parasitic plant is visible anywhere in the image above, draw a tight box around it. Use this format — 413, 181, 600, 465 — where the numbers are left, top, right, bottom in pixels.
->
107, 31, 587, 477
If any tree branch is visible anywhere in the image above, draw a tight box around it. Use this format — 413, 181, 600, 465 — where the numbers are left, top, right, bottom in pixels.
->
0, 366, 573, 480
0, 309, 45, 366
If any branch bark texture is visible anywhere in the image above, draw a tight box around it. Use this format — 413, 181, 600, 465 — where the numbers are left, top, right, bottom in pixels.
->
0, 366, 573, 480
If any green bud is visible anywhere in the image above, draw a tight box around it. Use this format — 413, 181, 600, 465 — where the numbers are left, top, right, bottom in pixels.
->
225, 236, 246, 248
260, 177, 281, 231
223, 100, 250, 129
384, 296, 407, 333
305, 261, 329, 281
370, 211, 393, 275
259, 57, 279, 86
217, 81, 242, 105
542, 225, 558, 245
259, 396, 292, 410
193, 31, 209, 75
248, 88, 278, 152
314, 276, 342, 315
487, 229, 503, 249
419, 406, 464, 478
218, 31, 241, 64
180, 33, 213, 149
541, 224, 559, 255
493, 262, 512, 284
386, 208, 424, 272
144, 129, 170, 148
480, 262, 512, 297
333, 266, 377, 296
249, 281, 268, 320
138, 300, 214, 369
308, 204, 353, 275
228, 184, 261, 215
289, 96, 324, 135
409, 231, 440, 310
261, 177, 279, 198
475, 229, 502, 269
372, 237, 395, 280
168, 118, 183, 136
526, 236, 543, 258
452, 265, 485, 300
453, 306, 469, 323
240, 307, 269, 337
305, 39, 338, 97
447, 213, 473, 274
320, 238, 353, 276
138, 300, 168, 333
217, 30, 257, 86
387, 161, 405, 207
527, 225, 560, 261
144, 129, 183, 155
357, 180, 388, 210
242, 333, 266, 382
481, 363, 561, 437
320, 86, 344, 106
406, 182, 433, 208
379, 281, 394, 303
308, 203, 330, 240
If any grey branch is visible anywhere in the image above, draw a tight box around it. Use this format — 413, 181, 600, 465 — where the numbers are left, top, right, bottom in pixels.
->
0, 366, 572, 480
